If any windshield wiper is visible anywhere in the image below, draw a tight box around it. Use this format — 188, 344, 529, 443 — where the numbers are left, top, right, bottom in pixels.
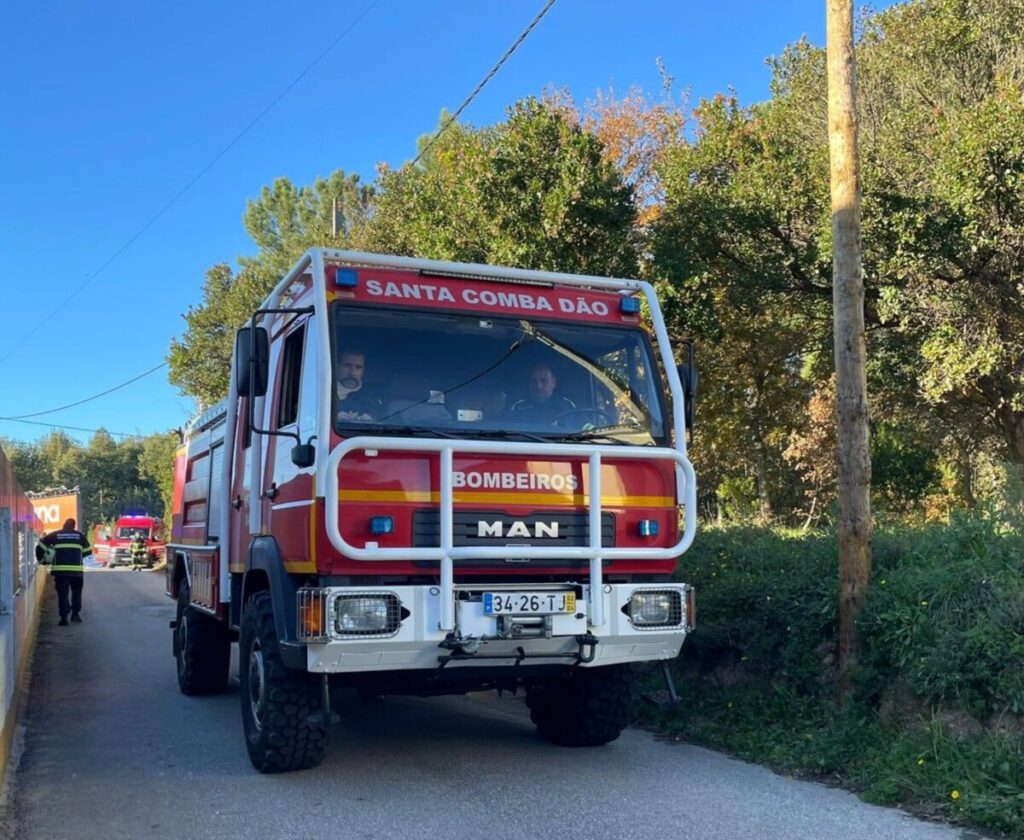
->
458, 428, 551, 443
559, 424, 649, 444
341, 424, 459, 439
386, 425, 461, 439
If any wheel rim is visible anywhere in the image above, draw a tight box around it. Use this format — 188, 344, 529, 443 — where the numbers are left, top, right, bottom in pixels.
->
247, 640, 266, 732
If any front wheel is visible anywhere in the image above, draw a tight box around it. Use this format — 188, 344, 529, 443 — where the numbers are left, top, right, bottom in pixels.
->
239, 592, 328, 773
526, 664, 637, 747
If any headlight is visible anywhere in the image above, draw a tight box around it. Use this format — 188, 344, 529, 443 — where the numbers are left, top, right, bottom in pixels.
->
333, 594, 401, 637
627, 589, 683, 628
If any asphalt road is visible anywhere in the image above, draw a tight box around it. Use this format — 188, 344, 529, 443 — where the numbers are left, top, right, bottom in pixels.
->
8, 571, 973, 840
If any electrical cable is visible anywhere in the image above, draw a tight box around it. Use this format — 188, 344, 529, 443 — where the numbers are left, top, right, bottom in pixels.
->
4, 1, 549, 432
0, 418, 142, 439
0, 0, 382, 365
411, 0, 557, 165
1, 362, 168, 420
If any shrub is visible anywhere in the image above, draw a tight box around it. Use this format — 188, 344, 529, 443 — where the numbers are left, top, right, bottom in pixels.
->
656, 514, 1024, 835
862, 514, 1024, 719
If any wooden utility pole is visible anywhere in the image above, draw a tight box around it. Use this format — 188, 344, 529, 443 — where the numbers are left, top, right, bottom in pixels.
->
826, 0, 872, 702
332, 198, 341, 238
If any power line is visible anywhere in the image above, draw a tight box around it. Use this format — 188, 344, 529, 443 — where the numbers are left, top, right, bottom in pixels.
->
0, 0, 382, 365
1, 362, 168, 420
412, 0, 557, 166
0, 418, 142, 439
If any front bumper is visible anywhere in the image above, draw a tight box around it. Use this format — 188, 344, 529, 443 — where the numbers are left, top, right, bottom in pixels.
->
108, 548, 132, 566
303, 583, 692, 674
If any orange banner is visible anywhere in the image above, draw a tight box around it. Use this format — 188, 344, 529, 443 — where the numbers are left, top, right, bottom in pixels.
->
30, 492, 81, 534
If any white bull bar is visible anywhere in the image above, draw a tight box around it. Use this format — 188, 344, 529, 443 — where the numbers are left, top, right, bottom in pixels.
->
325, 437, 696, 633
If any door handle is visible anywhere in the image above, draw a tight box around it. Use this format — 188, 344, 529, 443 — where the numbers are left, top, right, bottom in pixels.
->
232, 496, 242, 510
264, 483, 278, 501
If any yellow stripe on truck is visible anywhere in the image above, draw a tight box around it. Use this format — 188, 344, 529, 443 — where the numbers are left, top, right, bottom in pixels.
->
337, 489, 676, 508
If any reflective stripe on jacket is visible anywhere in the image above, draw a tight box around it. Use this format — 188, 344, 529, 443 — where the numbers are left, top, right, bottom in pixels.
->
39, 529, 90, 575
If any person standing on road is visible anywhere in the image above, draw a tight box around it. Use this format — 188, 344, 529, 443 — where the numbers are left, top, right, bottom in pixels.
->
130, 535, 148, 570
35, 517, 90, 626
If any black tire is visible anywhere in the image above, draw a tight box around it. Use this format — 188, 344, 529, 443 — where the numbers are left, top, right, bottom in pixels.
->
526, 664, 637, 747
174, 584, 230, 696
239, 592, 328, 773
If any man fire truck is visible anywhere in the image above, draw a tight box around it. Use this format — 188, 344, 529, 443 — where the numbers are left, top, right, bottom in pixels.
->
167, 249, 697, 773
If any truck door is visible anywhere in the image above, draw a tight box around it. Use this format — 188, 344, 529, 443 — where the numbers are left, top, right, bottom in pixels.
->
228, 396, 252, 573
263, 318, 317, 572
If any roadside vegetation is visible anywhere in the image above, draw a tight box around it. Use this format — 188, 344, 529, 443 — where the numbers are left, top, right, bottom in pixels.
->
637, 516, 1024, 836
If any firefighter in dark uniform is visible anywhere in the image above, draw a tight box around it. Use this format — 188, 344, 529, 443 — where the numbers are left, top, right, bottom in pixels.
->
509, 362, 576, 423
36, 517, 90, 626
130, 535, 148, 570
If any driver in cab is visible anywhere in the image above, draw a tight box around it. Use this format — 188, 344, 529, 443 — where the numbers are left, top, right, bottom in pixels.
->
336, 349, 383, 422
508, 362, 576, 424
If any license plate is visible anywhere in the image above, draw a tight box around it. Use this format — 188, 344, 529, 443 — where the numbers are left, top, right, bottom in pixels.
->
483, 592, 576, 615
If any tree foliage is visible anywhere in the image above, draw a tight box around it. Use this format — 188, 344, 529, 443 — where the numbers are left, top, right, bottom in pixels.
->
353, 98, 639, 276
653, 0, 1024, 518
168, 171, 372, 406
138, 431, 180, 522
3, 429, 176, 528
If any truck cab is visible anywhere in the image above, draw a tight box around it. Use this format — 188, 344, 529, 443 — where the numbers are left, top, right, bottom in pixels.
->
167, 249, 697, 772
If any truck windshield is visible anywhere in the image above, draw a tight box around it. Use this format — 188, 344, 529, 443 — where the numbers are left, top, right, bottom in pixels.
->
331, 305, 667, 444
117, 527, 150, 539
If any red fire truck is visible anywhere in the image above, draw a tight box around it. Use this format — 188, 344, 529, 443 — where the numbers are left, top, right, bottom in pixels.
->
167, 249, 697, 773
96, 512, 166, 568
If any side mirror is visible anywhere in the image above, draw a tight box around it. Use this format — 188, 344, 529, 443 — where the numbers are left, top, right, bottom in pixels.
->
677, 341, 697, 434
235, 327, 269, 397
291, 443, 315, 468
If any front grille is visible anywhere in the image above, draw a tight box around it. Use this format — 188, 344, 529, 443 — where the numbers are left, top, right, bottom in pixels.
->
412, 510, 615, 547
109, 548, 132, 565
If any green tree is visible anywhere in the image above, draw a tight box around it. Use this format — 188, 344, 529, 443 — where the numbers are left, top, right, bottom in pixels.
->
138, 431, 179, 519
241, 171, 374, 280
4, 429, 169, 528
2, 436, 54, 493
169, 170, 371, 404
354, 98, 639, 277
168, 263, 266, 406
61, 431, 152, 524
353, 118, 492, 261
655, 0, 1024, 520
652, 92, 831, 520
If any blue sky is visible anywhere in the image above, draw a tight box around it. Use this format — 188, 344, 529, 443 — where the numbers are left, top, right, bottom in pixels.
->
0, 0, 890, 445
